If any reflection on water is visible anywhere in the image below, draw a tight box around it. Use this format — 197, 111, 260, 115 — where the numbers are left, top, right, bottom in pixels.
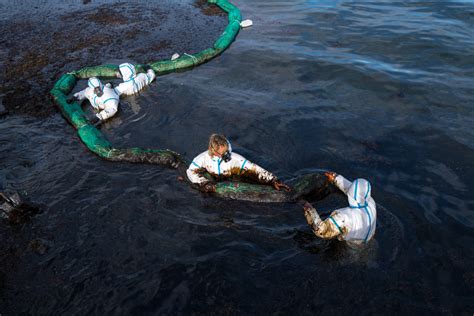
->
1, 0, 474, 314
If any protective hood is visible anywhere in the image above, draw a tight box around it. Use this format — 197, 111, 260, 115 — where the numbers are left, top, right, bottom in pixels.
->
119, 63, 136, 81
347, 178, 371, 208
88, 77, 104, 91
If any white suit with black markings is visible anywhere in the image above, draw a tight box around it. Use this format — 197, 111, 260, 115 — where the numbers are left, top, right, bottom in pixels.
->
186, 150, 277, 185
308, 175, 377, 244
115, 63, 156, 96
73, 77, 119, 121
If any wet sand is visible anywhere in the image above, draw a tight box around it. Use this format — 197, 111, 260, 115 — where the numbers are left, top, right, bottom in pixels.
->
0, 0, 225, 117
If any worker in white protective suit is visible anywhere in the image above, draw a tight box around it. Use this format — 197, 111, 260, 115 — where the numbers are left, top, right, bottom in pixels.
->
303, 172, 377, 244
115, 62, 156, 96
69, 77, 120, 125
187, 134, 291, 193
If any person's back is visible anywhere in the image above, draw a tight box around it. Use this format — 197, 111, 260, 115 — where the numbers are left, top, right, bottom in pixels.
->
115, 63, 156, 96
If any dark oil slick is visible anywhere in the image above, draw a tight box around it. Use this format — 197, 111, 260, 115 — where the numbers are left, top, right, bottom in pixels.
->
0, 0, 473, 314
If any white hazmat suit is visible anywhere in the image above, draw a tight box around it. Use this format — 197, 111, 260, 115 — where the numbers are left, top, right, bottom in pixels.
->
115, 63, 156, 96
73, 77, 119, 121
187, 149, 277, 186
305, 174, 377, 244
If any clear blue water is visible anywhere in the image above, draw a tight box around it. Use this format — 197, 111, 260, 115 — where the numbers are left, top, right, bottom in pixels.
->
1, 0, 473, 314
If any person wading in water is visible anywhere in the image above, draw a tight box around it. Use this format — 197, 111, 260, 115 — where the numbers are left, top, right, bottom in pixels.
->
186, 134, 291, 193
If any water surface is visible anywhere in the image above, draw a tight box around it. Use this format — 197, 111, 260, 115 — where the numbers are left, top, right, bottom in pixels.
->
1, 0, 473, 314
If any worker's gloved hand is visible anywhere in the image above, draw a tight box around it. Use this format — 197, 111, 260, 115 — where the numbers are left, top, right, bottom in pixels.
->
272, 179, 291, 192
89, 115, 102, 127
67, 96, 78, 104
168, 157, 180, 169
324, 171, 337, 183
303, 202, 319, 226
105, 82, 114, 88
200, 182, 216, 193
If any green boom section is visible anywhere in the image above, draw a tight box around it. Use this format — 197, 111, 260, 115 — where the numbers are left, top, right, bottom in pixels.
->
215, 182, 292, 203
213, 173, 335, 203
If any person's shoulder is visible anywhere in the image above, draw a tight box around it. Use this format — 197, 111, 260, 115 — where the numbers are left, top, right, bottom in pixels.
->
231, 152, 246, 160
331, 207, 353, 223
232, 152, 253, 165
